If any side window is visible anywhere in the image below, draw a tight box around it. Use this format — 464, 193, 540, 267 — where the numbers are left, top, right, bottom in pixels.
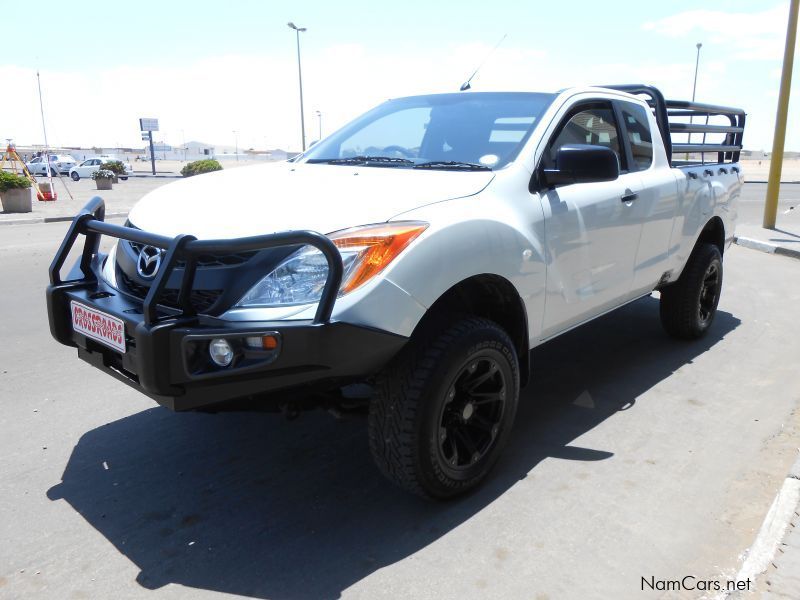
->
619, 102, 653, 171
544, 103, 624, 170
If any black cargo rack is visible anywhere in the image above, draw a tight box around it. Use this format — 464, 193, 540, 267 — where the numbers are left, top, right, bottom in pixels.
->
49, 197, 344, 326
605, 84, 745, 166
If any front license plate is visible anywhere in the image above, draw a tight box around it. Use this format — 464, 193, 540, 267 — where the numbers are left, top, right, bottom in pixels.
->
71, 301, 126, 353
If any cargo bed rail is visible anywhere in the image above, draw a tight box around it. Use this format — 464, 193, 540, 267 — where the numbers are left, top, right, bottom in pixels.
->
605, 84, 745, 167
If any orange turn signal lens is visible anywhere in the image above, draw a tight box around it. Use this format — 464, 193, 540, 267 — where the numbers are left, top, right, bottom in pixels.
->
330, 222, 428, 294
244, 334, 281, 351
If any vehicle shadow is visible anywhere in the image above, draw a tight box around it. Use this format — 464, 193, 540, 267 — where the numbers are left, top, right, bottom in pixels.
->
47, 296, 740, 599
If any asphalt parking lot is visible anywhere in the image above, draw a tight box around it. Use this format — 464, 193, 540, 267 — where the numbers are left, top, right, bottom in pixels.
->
1, 221, 799, 599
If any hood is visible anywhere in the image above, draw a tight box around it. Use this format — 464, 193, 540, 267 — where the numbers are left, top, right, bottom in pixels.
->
127, 162, 494, 239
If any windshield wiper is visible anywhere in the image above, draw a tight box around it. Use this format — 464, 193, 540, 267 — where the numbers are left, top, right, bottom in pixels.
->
312, 156, 414, 166
413, 160, 491, 171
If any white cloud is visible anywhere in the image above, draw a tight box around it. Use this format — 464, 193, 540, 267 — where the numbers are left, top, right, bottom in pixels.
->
0, 31, 794, 153
642, 2, 793, 61
1, 43, 553, 151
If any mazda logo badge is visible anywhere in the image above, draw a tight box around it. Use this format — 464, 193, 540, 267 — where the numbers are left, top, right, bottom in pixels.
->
136, 245, 163, 279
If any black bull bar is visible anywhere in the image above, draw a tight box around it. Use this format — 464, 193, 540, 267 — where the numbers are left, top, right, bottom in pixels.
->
48, 196, 344, 325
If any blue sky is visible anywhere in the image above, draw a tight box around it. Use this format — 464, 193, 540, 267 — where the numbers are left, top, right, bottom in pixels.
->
2, 0, 796, 151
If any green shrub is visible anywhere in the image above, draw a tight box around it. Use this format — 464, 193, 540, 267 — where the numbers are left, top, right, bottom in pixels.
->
101, 160, 126, 175
0, 171, 32, 192
181, 159, 223, 177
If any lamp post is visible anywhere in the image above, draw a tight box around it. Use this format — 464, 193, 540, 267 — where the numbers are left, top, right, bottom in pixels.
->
691, 42, 702, 101
233, 130, 239, 162
316, 110, 322, 141
288, 22, 307, 152
687, 42, 702, 152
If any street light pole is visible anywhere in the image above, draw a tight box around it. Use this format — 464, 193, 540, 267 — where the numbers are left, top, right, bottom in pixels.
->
316, 110, 322, 141
233, 130, 239, 162
691, 42, 702, 101
688, 42, 703, 151
288, 22, 307, 152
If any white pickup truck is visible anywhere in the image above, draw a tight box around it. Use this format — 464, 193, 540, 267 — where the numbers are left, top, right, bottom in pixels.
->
47, 84, 745, 498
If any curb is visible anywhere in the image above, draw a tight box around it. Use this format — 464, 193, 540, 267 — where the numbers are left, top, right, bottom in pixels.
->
744, 180, 800, 184
733, 477, 800, 592
789, 453, 800, 481
128, 174, 181, 179
0, 211, 128, 226
727, 452, 800, 598
734, 236, 800, 260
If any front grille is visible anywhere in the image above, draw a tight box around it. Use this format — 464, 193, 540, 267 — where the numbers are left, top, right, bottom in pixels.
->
127, 240, 257, 268
119, 271, 222, 313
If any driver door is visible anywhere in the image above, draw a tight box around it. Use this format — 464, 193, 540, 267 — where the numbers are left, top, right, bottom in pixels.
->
536, 101, 644, 339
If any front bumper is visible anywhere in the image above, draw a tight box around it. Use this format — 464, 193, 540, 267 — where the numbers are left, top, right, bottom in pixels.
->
46, 198, 407, 411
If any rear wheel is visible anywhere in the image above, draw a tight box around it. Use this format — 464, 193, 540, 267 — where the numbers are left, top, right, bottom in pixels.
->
368, 317, 519, 499
660, 243, 723, 339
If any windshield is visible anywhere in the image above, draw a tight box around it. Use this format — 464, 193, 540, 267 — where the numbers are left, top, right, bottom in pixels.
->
302, 92, 555, 170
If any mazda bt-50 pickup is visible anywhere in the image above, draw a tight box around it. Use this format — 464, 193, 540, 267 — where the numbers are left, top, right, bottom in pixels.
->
47, 84, 745, 498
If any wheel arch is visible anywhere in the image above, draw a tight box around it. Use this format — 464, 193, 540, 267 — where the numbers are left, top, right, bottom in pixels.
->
697, 216, 725, 255
411, 273, 531, 387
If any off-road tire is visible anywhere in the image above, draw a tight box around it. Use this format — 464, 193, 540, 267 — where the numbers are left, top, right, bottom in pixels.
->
368, 317, 520, 499
660, 243, 723, 340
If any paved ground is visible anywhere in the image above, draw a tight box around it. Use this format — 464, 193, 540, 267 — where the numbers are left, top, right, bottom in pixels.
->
1, 223, 799, 599
736, 183, 799, 230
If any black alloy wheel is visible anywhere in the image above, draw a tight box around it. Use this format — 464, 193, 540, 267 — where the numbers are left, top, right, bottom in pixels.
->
438, 356, 507, 470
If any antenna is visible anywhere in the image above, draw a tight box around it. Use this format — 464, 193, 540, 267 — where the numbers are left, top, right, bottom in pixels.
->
460, 34, 507, 91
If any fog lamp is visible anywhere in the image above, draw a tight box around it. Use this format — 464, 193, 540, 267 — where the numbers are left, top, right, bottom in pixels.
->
209, 338, 234, 367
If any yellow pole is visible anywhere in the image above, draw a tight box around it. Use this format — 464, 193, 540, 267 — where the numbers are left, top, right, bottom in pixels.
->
764, 0, 799, 229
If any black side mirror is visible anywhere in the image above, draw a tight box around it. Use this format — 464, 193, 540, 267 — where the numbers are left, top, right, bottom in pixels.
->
542, 144, 620, 188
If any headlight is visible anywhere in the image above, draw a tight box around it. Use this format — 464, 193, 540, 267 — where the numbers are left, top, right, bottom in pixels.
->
236, 221, 428, 308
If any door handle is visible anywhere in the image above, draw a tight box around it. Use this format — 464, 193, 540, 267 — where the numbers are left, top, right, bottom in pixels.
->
620, 192, 638, 203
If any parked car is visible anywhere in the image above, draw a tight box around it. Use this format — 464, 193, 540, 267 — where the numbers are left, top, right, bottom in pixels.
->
70, 157, 130, 181
97, 155, 134, 176
26, 154, 76, 176
47, 84, 745, 498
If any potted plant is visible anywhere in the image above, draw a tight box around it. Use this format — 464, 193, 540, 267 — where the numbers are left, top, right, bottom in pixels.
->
92, 169, 115, 190
101, 161, 126, 183
0, 171, 33, 213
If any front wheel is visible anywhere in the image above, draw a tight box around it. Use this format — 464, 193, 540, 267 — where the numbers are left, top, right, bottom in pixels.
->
660, 243, 723, 339
368, 317, 519, 499
70, 172, 80, 181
